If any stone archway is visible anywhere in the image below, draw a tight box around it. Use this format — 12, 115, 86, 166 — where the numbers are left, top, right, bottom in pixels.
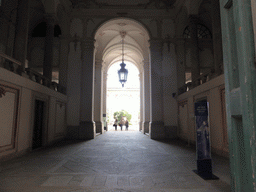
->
93, 18, 151, 135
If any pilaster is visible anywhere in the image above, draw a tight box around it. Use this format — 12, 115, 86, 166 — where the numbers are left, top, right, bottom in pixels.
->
66, 35, 81, 139
143, 60, 151, 134
79, 38, 96, 139
188, 16, 200, 86
162, 42, 178, 139
139, 72, 144, 132
13, 0, 30, 74
211, 0, 223, 75
149, 39, 165, 139
103, 71, 108, 131
176, 39, 186, 88
43, 15, 55, 82
59, 36, 70, 92
94, 60, 103, 134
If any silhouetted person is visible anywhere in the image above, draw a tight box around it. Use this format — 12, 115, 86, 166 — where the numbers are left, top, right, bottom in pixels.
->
113, 118, 118, 131
125, 120, 129, 131
119, 122, 123, 131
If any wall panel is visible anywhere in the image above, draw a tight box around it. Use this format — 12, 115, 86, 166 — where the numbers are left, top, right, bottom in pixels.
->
0, 84, 19, 153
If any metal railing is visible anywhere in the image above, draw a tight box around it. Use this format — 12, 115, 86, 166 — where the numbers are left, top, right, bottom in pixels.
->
178, 67, 223, 95
0, 52, 66, 94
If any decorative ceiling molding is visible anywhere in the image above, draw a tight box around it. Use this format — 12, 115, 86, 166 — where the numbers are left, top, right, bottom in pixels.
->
71, 0, 176, 11
120, 31, 126, 39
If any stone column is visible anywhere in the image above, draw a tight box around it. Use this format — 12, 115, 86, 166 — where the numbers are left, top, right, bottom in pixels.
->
189, 16, 200, 86
43, 15, 55, 83
66, 39, 82, 139
94, 60, 103, 134
103, 71, 108, 131
176, 40, 186, 89
211, 0, 223, 75
149, 39, 165, 139
143, 60, 151, 134
139, 71, 144, 132
79, 38, 96, 139
59, 36, 70, 93
13, 0, 30, 73
162, 42, 178, 139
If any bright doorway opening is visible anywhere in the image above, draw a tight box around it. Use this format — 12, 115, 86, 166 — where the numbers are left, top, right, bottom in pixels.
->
107, 62, 140, 131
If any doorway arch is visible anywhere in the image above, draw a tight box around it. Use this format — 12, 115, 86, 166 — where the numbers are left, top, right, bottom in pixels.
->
107, 61, 140, 131
93, 18, 151, 134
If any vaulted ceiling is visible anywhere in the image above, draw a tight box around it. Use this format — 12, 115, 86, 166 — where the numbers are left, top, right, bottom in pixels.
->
95, 18, 150, 71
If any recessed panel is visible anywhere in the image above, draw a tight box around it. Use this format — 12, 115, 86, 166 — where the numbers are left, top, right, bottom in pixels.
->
0, 92, 16, 147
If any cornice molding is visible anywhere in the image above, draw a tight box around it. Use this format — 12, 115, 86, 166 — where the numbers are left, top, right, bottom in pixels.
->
71, 0, 176, 11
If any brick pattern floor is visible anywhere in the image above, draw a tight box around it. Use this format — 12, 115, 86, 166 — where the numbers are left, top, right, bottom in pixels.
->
0, 131, 231, 192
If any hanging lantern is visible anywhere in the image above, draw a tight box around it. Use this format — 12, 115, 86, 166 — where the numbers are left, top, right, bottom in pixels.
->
118, 33, 128, 87
118, 62, 128, 87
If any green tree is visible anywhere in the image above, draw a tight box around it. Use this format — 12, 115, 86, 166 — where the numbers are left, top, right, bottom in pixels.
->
113, 110, 132, 123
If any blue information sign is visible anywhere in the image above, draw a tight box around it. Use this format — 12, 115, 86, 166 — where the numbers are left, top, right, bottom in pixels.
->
193, 101, 218, 180
195, 101, 211, 160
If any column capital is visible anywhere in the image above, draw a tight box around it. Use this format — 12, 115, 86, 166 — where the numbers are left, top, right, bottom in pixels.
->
95, 60, 103, 68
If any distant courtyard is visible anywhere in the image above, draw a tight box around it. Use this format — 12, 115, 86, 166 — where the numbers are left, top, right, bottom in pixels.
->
107, 62, 140, 131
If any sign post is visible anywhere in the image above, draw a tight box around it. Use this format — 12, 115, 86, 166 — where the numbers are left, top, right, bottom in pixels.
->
193, 100, 219, 180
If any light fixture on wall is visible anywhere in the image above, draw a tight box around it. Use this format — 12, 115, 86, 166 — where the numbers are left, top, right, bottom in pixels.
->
118, 31, 128, 87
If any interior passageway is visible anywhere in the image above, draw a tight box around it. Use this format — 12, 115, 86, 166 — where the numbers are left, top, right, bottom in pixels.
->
0, 132, 230, 191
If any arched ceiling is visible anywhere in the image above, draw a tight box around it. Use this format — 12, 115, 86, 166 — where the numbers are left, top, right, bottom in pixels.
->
95, 18, 150, 71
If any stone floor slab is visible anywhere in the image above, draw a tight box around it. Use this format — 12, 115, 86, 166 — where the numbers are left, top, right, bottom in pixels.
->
41, 176, 73, 186
0, 131, 231, 192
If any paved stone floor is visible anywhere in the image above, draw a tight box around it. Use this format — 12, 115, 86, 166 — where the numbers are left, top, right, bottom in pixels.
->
0, 131, 231, 192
